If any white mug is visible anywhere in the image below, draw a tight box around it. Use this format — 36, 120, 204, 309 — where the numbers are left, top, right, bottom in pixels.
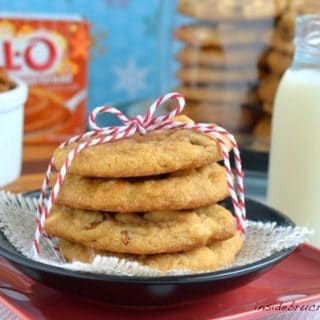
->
0, 77, 28, 187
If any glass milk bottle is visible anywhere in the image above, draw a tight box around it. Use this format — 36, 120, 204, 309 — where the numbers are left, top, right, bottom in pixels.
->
268, 15, 320, 246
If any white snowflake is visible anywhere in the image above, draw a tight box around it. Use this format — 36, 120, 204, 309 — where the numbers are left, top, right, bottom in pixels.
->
112, 58, 149, 98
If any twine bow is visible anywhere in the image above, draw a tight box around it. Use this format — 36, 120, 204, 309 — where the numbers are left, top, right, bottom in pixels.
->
31, 92, 246, 259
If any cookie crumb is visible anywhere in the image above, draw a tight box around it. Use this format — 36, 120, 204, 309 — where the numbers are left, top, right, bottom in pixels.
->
83, 218, 104, 230
121, 230, 130, 245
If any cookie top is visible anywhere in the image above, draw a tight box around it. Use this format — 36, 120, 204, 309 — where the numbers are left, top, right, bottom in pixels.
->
54, 129, 229, 178
177, 85, 259, 105
57, 163, 230, 212
175, 24, 271, 48
178, 0, 288, 21
176, 46, 265, 68
45, 204, 236, 254
59, 232, 243, 272
177, 67, 258, 85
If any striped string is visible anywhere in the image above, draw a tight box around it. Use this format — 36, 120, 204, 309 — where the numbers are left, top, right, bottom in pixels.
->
30, 92, 246, 259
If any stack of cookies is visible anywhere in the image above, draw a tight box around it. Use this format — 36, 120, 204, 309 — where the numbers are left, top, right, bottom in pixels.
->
255, 4, 293, 150
174, 0, 289, 135
44, 125, 243, 272
254, 0, 320, 150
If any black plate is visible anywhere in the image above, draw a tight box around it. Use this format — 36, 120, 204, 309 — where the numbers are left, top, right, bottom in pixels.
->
0, 192, 296, 306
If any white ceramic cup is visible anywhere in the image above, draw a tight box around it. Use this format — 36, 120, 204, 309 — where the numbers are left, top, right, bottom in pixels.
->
0, 78, 28, 187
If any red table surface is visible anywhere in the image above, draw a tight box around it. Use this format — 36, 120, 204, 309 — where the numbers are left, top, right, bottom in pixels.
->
0, 244, 319, 320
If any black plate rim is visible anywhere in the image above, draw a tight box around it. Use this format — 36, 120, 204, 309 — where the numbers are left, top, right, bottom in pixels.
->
0, 192, 297, 285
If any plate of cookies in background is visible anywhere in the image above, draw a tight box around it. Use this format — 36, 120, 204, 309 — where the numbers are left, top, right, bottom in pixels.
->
168, 0, 320, 172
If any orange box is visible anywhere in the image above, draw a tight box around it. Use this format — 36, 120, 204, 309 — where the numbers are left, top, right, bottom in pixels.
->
0, 13, 90, 144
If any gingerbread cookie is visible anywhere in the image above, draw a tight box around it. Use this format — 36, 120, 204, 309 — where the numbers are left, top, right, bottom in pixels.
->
266, 50, 292, 75
176, 67, 258, 86
258, 74, 281, 104
177, 0, 287, 21
177, 85, 259, 105
45, 204, 236, 254
57, 163, 229, 212
59, 232, 243, 272
175, 24, 271, 48
54, 129, 231, 178
176, 46, 266, 68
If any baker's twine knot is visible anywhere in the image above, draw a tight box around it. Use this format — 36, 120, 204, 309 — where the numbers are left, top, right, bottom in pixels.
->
88, 93, 185, 136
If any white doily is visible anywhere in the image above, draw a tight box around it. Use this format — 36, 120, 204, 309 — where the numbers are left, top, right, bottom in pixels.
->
0, 191, 311, 277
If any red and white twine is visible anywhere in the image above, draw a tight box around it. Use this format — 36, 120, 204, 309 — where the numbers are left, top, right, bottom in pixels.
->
30, 92, 246, 259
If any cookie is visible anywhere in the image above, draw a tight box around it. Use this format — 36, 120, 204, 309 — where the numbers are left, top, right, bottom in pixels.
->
277, 10, 296, 40
54, 129, 231, 178
176, 67, 258, 86
289, 0, 320, 14
0, 83, 12, 92
177, 0, 288, 21
59, 232, 243, 272
254, 115, 271, 139
266, 50, 292, 75
176, 46, 266, 69
175, 24, 271, 48
57, 163, 229, 212
270, 31, 295, 55
263, 102, 273, 115
252, 115, 271, 152
258, 75, 281, 104
169, 102, 258, 132
177, 85, 259, 105
0, 67, 15, 92
142, 232, 243, 271
45, 204, 236, 254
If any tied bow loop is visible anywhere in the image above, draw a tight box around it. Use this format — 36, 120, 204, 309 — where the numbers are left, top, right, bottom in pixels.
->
88, 92, 186, 136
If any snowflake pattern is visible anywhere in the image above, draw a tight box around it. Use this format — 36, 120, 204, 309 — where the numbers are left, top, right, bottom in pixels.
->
112, 58, 149, 98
